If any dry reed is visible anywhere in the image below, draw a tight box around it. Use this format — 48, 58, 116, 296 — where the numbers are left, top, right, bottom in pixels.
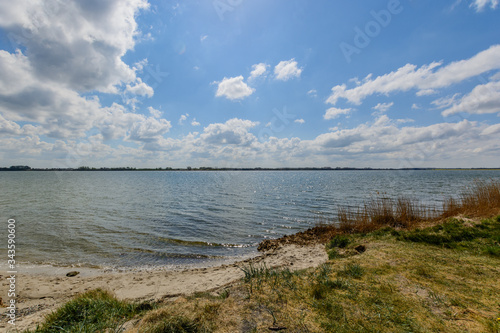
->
336, 179, 500, 233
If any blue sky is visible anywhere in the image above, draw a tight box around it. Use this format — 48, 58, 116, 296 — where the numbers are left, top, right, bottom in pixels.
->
0, 0, 500, 168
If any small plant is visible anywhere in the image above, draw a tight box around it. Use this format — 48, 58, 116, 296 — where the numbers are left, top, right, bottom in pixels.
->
327, 248, 341, 260
240, 263, 269, 282
483, 245, 500, 256
324, 277, 350, 290
327, 234, 350, 249
218, 289, 230, 299
338, 263, 364, 279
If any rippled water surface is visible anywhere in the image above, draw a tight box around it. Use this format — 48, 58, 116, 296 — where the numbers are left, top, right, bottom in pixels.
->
1, 170, 499, 269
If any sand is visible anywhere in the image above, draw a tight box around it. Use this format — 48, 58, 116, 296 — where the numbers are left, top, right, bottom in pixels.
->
0, 244, 327, 332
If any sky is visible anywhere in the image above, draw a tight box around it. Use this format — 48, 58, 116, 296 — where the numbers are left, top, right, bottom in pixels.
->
0, 0, 499, 169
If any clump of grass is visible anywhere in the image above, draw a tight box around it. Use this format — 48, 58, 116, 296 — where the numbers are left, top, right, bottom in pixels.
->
326, 234, 350, 249
240, 263, 270, 282
135, 303, 219, 333
240, 263, 298, 296
29, 289, 152, 333
327, 248, 341, 260
338, 263, 364, 279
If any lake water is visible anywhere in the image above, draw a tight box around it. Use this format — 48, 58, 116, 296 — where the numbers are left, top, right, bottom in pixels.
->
1, 170, 499, 270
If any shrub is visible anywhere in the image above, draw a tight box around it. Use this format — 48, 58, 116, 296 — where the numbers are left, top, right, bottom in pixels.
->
327, 235, 350, 249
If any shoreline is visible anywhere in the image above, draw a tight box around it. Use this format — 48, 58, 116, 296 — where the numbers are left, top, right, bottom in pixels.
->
0, 243, 328, 332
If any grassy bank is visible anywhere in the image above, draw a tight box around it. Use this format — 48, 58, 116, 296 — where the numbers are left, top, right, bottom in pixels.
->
24, 181, 500, 333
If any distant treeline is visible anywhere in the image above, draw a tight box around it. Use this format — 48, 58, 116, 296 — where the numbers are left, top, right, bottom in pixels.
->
1, 165, 500, 172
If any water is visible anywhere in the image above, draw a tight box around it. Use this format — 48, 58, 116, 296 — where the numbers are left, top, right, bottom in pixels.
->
1, 170, 499, 270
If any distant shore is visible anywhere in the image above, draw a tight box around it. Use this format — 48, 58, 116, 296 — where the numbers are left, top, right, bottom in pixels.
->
2, 165, 500, 172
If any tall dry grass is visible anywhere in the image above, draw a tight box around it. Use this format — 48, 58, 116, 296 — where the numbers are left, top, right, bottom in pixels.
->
336, 179, 500, 233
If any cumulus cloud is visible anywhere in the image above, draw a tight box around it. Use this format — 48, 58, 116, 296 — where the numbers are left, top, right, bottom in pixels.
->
214, 76, 255, 100
201, 118, 259, 145
326, 45, 500, 106
249, 63, 269, 80
126, 79, 154, 97
324, 107, 353, 120
274, 59, 302, 81
127, 117, 172, 143
294, 119, 305, 124
179, 113, 189, 124
0, 0, 159, 143
0, 0, 150, 94
312, 116, 479, 159
148, 106, 162, 118
441, 80, 500, 116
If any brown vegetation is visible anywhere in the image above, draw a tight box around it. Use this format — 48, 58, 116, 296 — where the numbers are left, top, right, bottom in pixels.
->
259, 180, 500, 250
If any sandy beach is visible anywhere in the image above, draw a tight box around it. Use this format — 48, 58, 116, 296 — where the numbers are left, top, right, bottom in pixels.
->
0, 244, 327, 332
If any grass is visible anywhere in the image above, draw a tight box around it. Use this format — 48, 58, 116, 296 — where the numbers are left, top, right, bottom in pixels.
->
394, 216, 500, 256
26, 289, 153, 333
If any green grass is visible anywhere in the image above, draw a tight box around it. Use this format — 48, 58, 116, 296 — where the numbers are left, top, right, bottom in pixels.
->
326, 234, 350, 249
394, 216, 500, 256
27, 289, 153, 333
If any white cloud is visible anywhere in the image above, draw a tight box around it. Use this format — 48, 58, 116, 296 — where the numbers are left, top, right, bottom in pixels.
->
411, 104, 421, 110
416, 89, 437, 96
0, 0, 150, 94
200, 35, 208, 41
470, 0, 499, 11
274, 59, 302, 81
324, 107, 353, 120
201, 118, 259, 146
372, 102, 394, 113
191, 119, 201, 126
307, 89, 317, 97
96, 103, 146, 141
148, 107, 162, 118
294, 119, 305, 124
249, 63, 268, 80
126, 79, 154, 97
127, 117, 172, 143
441, 80, 500, 116
179, 113, 189, 125
326, 45, 500, 106
431, 93, 462, 109
215, 76, 255, 100
311, 116, 481, 160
